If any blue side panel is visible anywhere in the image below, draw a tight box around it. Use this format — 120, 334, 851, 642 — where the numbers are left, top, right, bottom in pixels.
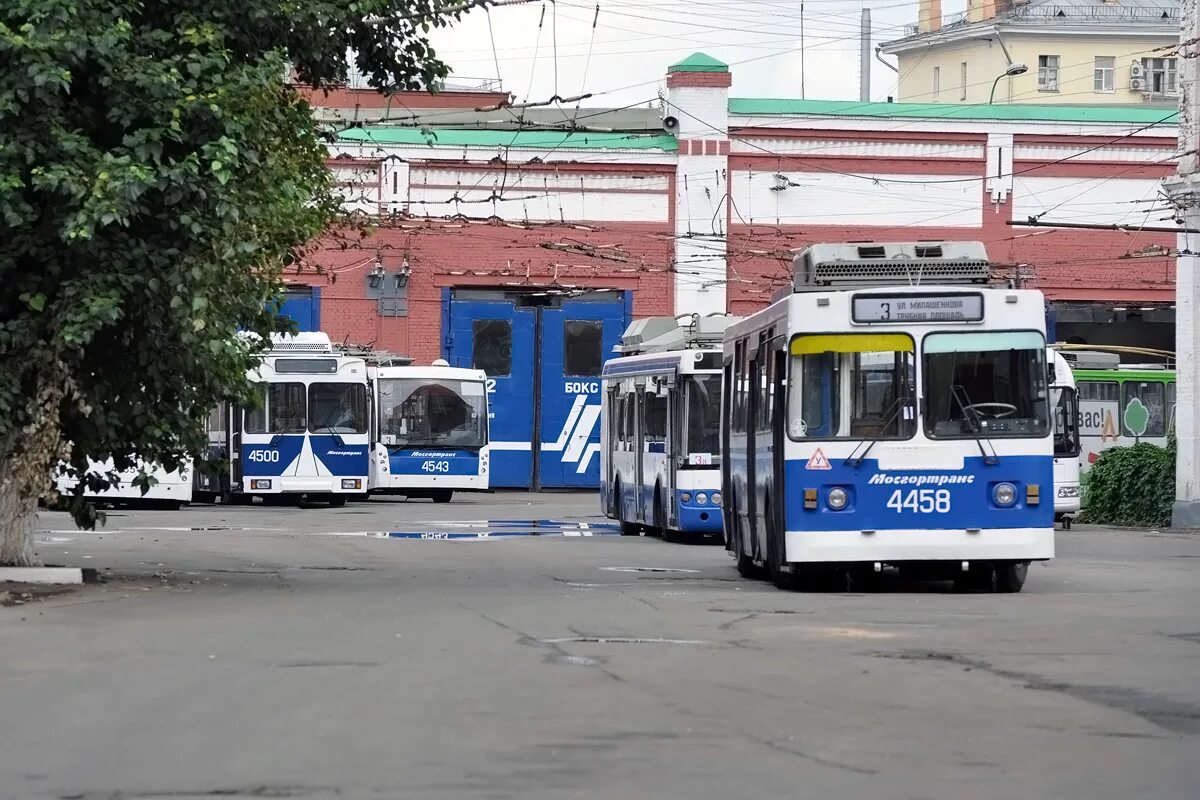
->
445, 298, 536, 488
783, 455, 1054, 532
538, 299, 626, 488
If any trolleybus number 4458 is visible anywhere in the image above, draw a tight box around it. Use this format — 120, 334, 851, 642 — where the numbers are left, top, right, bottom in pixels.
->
886, 488, 952, 513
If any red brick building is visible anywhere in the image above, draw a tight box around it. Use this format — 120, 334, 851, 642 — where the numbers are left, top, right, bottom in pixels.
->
291, 53, 1179, 358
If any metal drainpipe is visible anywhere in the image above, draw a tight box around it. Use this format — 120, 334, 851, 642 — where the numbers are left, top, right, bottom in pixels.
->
874, 46, 898, 74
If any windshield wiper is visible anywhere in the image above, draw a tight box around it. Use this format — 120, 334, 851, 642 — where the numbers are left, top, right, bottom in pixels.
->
311, 426, 346, 447
950, 385, 999, 466
844, 398, 908, 468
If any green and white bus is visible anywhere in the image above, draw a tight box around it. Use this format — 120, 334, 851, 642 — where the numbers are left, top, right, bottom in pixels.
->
1054, 346, 1176, 475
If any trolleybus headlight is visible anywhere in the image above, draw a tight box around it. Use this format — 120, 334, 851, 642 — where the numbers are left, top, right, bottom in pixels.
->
711, 491, 722, 506
680, 492, 691, 503
341, 479, 361, 490
827, 487, 848, 510
993, 482, 1017, 507
250, 479, 271, 491
696, 493, 708, 505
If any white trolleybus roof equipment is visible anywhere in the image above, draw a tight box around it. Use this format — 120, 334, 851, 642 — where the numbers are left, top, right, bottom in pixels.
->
724, 240, 1052, 593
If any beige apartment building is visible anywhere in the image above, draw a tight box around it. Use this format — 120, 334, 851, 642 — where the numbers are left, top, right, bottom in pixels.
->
878, 0, 1179, 105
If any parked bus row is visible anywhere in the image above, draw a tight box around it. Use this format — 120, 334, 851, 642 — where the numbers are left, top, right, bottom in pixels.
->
54, 333, 491, 507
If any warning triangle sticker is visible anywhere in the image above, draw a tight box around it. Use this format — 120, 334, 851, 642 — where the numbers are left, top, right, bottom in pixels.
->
806, 448, 831, 470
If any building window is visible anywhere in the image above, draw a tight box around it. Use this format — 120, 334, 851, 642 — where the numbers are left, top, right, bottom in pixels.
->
932, 66, 940, 100
563, 320, 603, 377
472, 319, 512, 377
960, 62, 967, 100
1094, 56, 1115, 92
1142, 58, 1178, 95
1038, 55, 1060, 91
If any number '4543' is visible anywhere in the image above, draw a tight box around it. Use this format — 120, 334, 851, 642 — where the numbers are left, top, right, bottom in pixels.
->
886, 489, 951, 513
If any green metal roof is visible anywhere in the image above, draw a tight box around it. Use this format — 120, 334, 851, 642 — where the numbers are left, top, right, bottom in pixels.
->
668, 52, 729, 73
336, 127, 677, 151
727, 98, 1179, 125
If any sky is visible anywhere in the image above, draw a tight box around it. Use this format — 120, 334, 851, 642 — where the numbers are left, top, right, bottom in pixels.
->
422, 0, 970, 107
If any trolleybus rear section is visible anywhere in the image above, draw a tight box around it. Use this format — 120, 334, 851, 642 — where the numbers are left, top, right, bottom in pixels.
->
600, 315, 735, 540
368, 362, 490, 502
722, 242, 1054, 592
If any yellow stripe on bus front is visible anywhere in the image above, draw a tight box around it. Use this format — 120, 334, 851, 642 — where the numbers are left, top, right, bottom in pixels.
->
790, 334, 914, 355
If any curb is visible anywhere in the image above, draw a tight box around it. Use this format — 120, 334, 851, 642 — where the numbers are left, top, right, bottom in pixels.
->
0, 567, 84, 585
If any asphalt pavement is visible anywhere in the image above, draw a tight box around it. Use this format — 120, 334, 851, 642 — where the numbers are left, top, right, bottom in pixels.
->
2, 492, 1198, 800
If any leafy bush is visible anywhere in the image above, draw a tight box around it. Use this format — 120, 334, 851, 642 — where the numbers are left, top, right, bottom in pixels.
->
1080, 442, 1175, 527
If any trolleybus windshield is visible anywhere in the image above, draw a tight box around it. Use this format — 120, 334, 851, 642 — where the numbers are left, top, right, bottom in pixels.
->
378, 378, 487, 448
923, 332, 1048, 439
684, 374, 721, 458
1052, 385, 1080, 458
309, 383, 368, 435
786, 334, 916, 441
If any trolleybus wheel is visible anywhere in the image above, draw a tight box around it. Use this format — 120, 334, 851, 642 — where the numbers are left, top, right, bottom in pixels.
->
654, 489, 673, 541
328, 494, 348, 508
431, 490, 453, 504
729, 496, 758, 578
994, 561, 1028, 593
764, 500, 796, 590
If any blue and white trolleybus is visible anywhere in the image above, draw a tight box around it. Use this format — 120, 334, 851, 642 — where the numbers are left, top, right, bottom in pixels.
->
367, 360, 490, 502
601, 315, 734, 539
722, 242, 1054, 592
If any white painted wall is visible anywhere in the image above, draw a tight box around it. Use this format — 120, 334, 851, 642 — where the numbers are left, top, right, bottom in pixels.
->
1011, 176, 1163, 224
667, 86, 728, 139
731, 170, 984, 227
675, 153, 728, 315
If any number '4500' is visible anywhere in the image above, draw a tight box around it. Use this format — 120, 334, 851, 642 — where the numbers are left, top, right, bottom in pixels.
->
886, 489, 951, 513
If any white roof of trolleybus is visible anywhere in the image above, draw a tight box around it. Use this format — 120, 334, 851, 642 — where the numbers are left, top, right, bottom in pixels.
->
1048, 348, 1075, 389
724, 284, 1047, 355
602, 348, 722, 377
371, 364, 487, 382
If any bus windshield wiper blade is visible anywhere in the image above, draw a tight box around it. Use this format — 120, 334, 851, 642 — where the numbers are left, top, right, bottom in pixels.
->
844, 398, 907, 469
312, 426, 345, 447
950, 385, 999, 466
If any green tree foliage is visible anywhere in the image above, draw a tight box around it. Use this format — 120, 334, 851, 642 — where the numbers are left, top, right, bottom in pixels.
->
0, 1, 467, 565
1080, 441, 1176, 528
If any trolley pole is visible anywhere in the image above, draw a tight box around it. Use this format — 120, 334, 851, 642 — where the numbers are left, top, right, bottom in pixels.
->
1168, 0, 1200, 526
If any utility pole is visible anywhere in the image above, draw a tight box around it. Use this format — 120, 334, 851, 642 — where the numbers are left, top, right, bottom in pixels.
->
1166, 0, 1200, 526
860, 8, 871, 102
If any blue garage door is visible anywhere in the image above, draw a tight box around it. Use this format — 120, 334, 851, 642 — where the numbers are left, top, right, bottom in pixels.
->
275, 286, 321, 331
443, 290, 628, 489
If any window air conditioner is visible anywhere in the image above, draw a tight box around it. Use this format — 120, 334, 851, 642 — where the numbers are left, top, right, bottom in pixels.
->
1130, 62, 1144, 78
1130, 77, 1144, 91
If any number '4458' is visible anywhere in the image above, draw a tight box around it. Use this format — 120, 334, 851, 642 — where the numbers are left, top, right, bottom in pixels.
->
886, 489, 951, 513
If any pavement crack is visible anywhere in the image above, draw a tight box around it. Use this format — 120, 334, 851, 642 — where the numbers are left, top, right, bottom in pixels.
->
744, 734, 877, 776
876, 649, 1200, 736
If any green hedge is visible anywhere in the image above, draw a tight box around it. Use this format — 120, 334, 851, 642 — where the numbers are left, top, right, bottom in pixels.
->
1080, 441, 1175, 527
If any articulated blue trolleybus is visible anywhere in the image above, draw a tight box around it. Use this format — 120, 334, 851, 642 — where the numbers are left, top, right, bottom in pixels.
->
722, 242, 1054, 592
601, 315, 734, 540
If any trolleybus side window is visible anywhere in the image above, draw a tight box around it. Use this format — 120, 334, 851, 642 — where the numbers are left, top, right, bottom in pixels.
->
686, 373, 722, 457
787, 334, 914, 440
309, 384, 368, 435
1122, 380, 1166, 437
564, 320, 603, 377
923, 331, 1048, 439
623, 389, 637, 452
244, 383, 306, 434
472, 320, 512, 377
644, 379, 668, 446
1076, 380, 1118, 437
732, 340, 748, 433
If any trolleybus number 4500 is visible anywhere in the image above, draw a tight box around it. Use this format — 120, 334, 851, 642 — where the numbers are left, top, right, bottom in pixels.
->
886, 488, 952, 513
246, 450, 281, 464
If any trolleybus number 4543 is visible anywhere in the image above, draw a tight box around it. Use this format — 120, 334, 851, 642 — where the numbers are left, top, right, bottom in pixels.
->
420, 460, 452, 473
886, 488, 952, 513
